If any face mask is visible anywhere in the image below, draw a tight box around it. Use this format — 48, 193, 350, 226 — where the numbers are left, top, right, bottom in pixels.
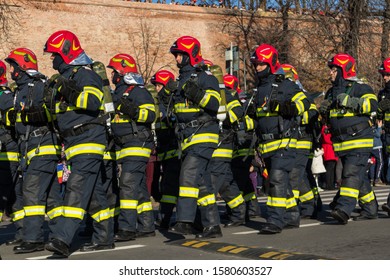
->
177, 53, 190, 68
10, 62, 22, 81
112, 71, 122, 85
52, 54, 64, 71
256, 65, 270, 80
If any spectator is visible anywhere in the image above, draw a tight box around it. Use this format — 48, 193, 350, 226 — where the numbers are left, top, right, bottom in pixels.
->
321, 122, 338, 190
369, 120, 384, 186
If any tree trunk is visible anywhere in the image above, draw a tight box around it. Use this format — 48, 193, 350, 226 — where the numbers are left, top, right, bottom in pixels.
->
381, 0, 390, 60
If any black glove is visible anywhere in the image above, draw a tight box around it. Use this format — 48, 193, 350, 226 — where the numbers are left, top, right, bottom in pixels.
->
268, 100, 279, 112
319, 99, 331, 115
165, 80, 179, 93
183, 78, 205, 104
245, 101, 257, 118
119, 98, 138, 119
280, 100, 298, 118
379, 99, 390, 112
56, 75, 81, 104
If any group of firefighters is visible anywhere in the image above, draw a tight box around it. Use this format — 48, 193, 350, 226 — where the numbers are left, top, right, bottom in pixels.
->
0, 30, 389, 257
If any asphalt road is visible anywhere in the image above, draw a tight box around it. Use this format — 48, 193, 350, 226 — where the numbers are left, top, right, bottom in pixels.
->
0, 186, 389, 260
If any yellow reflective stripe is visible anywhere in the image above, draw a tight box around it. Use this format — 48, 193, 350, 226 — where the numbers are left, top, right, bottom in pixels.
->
385, 112, 390, 122
91, 208, 111, 222
333, 139, 373, 152
84, 86, 104, 100
233, 148, 254, 158
257, 109, 279, 117
212, 148, 233, 158
258, 138, 297, 154
137, 108, 149, 122
15, 112, 22, 123
182, 133, 218, 150
27, 145, 61, 164
11, 209, 25, 221
302, 111, 309, 124
299, 190, 314, 202
227, 99, 241, 111
329, 109, 356, 118
157, 149, 178, 161
340, 187, 359, 198
229, 110, 239, 123
161, 195, 177, 204
5, 109, 15, 126
179, 186, 199, 198
296, 140, 312, 150
359, 191, 375, 204
137, 202, 153, 214
103, 151, 116, 161
24, 205, 46, 216
0, 152, 20, 162
293, 189, 300, 199
199, 89, 221, 108
120, 199, 138, 209
292, 91, 306, 114
286, 197, 297, 209
197, 193, 216, 206
227, 194, 244, 209
174, 103, 200, 113
112, 114, 132, 123
47, 206, 63, 220
111, 206, 120, 217
76, 92, 88, 108
63, 206, 86, 219
65, 143, 106, 160
267, 196, 286, 207
139, 104, 155, 111
0, 212, 2, 221
243, 191, 256, 201
245, 115, 254, 130
116, 147, 152, 160
361, 93, 377, 114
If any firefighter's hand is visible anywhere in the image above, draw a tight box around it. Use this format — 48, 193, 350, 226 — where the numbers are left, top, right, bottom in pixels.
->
379, 99, 390, 112
280, 100, 298, 118
119, 97, 138, 119
337, 93, 362, 112
183, 78, 204, 104
165, 80, 178, 93
319, 99, 331, 115
56, 76, 81, 104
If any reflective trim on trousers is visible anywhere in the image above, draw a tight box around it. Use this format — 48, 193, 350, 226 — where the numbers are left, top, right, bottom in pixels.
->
47, 206, 63, 220
286, 197, 298, 209
179, 186, 199, 198
340, 186, 359, 199
11, 209, 25, 221
197, 194, 216, 207
227, 194, 245, 209
24, 205, 45, 216
137, 202, 153, 214
293, 189, 300, 199
359, 191, 375, 204
120, 199, 138, 210
91, 207, 111, 222
299, 190, 314, 203
161, 195, 177, 204
266, 196, 286, 207
63, 206, 86, 220
243, 192, 256, 202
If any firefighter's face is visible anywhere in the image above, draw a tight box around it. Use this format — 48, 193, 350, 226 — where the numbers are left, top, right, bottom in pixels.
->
330, 67, 338, 82
382, 73, 390, 83
155, 84, 163, 92
255, 62, 267, 73
174, 53, 183, 65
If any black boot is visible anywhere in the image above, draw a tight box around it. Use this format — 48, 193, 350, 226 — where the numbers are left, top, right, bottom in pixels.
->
13, 242, 44, 254
80, 242, 115, 252
45, 239, 70, 257
195, 225, 222, 239
114, 230, 136, 242
259, 223, 282, 234
6, 238, 23, 246
169, 222, 193, 235
331, 209, 349, 224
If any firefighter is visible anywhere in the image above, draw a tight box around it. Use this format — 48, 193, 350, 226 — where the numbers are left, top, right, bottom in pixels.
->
44, 30, 113, 256
4, 48, 63, 254
168, 36, 222, 239
320, 53, 378, 224
107, 53, 156, 241
376, 57, 390, 216
150, 70, 180, 229
249, 44, 310, 234
0, 60, 23, 245
280, 64, 319, 218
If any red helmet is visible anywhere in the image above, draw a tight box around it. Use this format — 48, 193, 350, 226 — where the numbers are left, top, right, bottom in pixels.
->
0, 60, 7, 85
151, 70, 175, 87
378, 58, 390, 75
223, 74, 241, 93
170, 36, 202, 66
44, 30, 84, 64
328, 53, 356, 79
250, 44, 280, 74
5, 48, 38, 71
107, 53, 138, 75
281, 63, 299, 81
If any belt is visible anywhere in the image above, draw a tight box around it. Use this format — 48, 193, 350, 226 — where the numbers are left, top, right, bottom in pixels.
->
61, 123, 101, 138
177, 118, 217, 130
30, 127, 49, 138
114, 129, 151, 145
332, 121, 371, 137
260, 128, 292, 141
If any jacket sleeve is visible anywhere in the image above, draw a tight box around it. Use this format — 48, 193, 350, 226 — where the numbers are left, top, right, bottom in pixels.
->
73, 68, 104, 111
134, 88, 156, 124
197, 72, 221, 114
226, 90, 244, 124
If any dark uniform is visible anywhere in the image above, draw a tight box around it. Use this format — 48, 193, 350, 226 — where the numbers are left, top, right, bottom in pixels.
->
5, 49, 63, 254
249, 44, 310, 234
108, 53, 156, 241
322, 53, 378, 224
169, 36, 222, 239
0, 78, 23, 244
44, 31, 111, 256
